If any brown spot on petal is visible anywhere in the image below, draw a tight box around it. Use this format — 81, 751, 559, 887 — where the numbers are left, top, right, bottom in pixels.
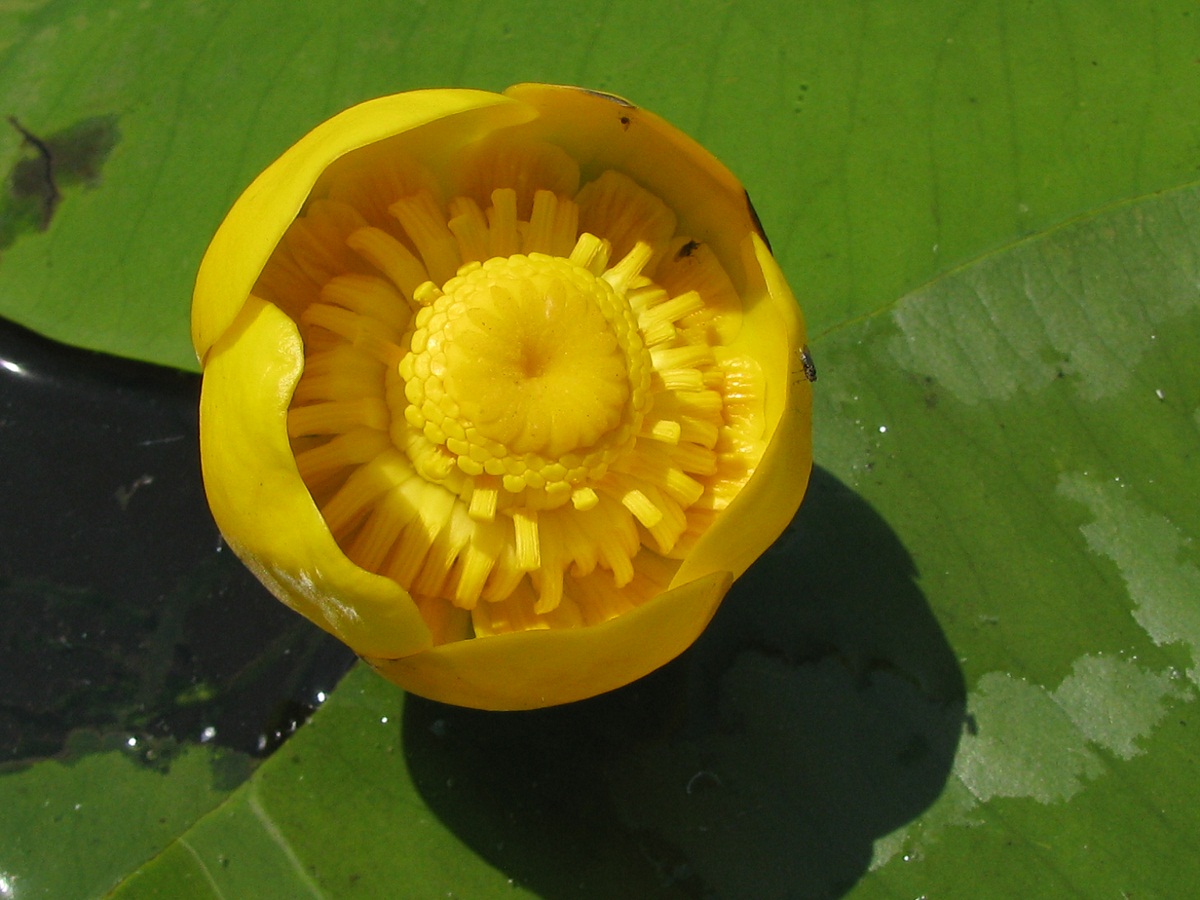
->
744, 189, 772, 254
571, 87, 637, 109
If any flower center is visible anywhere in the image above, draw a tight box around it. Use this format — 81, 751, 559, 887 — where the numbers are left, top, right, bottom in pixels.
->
395, 252, 650, 513
269, 148, 767, 643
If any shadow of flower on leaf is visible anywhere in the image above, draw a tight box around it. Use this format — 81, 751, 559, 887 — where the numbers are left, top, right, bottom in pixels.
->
403, 466, 965, 899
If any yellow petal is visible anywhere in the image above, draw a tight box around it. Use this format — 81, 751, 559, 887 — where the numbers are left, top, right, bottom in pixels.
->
672, 233, 813, 588
364, 570, 732, 710
192, 89, 535, 365
199, 295, 432, 658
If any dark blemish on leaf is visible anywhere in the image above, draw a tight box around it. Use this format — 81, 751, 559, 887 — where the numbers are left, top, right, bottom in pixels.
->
800, 345, 817, 383
1, 113, 120, 253
570, 86, 636, 108
6, 117, 58, 228
744, 189, 772, 254
675, 239, 700, 260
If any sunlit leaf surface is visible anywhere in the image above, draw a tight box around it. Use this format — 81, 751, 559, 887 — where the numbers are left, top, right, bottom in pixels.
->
2, 0, 1198, 897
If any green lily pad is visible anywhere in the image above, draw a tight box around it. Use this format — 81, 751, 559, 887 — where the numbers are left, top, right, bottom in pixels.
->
2, 0, 1199, 897
0, 737, 253, 899
109, 179, 1200, 899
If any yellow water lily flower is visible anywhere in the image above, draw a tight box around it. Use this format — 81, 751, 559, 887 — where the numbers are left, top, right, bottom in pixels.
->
193, 84, 813, 710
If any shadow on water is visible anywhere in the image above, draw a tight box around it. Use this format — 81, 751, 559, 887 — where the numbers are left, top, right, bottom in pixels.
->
403, 466, 966, 899
0, 317, 355, 766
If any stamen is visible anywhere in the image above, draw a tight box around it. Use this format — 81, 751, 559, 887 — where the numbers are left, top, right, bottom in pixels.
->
639, 319, 677, 348
678, 416, 720, 449
320, 449, 413, 539
320, 273, 413, 332
487, 188, 520, 257
524, 189, 579, 257
603, 241, 654, 295
512, 509, 541, 570
471, 580, 583, 636
638, 290, 704, 330
384, 480, 456, 586
619, 487, 663, 528
532, 523, 564, 613
413, 502, 473, 596
390, 189, 461, 285
655, 389, 724, 417
650, 344, 716, 372
626, 283, 668, 314
292, 345, 384, 404
468, 480, 499, 521
667, 441, 719, 475
446, 197, 490, 264
346, 475, 421, 572
481, 541, 526, 602
288, 398, 390, 437
453, 517, 505, 607
644, 419, 682, 444
571, 486, 599, 510
628, 481, 687, 553
346, 227, 428, 308
544, 506, 597, 577
567, 232, 611, 273
300, 304, 403, 365
568, 566, 639, 625
294, 427, 392, 489
655, 367, 705, 392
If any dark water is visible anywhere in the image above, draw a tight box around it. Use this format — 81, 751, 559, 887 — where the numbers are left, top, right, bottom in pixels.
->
0, 315, 355, 767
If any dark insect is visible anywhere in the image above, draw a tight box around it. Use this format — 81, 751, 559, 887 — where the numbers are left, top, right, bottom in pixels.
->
675, 239, 700, 260
800, 345, 817, 382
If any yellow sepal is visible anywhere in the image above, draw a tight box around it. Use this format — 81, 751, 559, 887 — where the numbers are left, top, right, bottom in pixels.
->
365, 570, 732, 710
672, 233, 813, 588
199, 295, 432, 658
192, 90, 532, 366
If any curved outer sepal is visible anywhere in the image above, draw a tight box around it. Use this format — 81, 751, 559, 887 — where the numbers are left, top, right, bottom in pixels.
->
365, 571, 733, 710
191, 89, 528, 366
199, 296, 433, 658
502, 84, 753, 280
672, 233, 813, 589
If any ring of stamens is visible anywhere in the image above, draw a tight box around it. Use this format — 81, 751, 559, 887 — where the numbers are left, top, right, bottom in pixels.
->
273, 156, 765, 641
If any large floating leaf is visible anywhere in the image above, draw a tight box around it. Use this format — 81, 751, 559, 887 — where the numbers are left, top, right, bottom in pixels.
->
817, 181, 1200, 896
109, 177, 1200, 900
0, 740, 252, 899
1, 0, 1199, 369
